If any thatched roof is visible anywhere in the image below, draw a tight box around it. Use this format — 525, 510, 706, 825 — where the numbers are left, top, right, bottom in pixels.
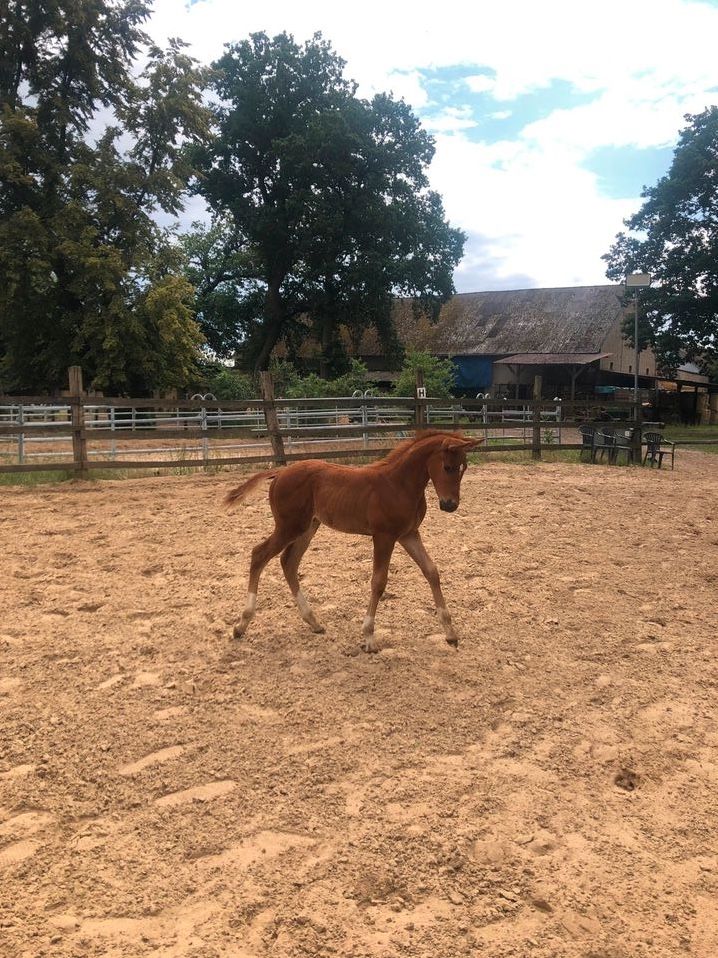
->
358, 285, 627, 357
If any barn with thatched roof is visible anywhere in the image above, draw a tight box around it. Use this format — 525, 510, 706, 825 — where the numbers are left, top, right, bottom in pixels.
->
277, 283, 711, 408
354, 284, 655, 399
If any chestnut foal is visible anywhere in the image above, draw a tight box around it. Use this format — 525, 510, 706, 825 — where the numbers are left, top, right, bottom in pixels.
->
225, 431, 482, 651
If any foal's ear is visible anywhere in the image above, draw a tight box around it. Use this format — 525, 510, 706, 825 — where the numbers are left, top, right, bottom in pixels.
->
442, 436, 484, 452
462, 437, 485, 450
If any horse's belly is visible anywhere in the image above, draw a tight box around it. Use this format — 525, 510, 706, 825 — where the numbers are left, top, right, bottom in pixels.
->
316, 509, 372, 536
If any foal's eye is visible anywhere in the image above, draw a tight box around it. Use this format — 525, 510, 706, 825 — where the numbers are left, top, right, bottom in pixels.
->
444, 464, 458, 473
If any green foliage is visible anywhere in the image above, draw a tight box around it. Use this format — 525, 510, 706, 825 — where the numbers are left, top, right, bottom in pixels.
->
393, 351, 455, 398
284, 374, 334, 399
334, 359, 372, 396
268, 359, 302, 397
283, 359, 369, 398
190, 32, 464, 371
703, 353, 718, 383
604, 107, 718, 375
178, 217, 261, 358
206, 367, 258, 401
0, 3, 211, 394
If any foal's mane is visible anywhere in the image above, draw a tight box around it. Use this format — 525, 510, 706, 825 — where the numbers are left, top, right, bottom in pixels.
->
374, 430, 465, 467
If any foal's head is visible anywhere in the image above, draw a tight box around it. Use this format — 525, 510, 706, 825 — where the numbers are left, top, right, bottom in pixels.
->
427, 436, 483, 512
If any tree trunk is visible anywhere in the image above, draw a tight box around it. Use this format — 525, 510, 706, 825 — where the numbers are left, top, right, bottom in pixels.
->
254, 278, 286, 371
319, 311, 333, 379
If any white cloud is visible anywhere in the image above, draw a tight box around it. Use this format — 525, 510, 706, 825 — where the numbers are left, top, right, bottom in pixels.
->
520, 80, 713, 156
146, 0, 718, 289
423, 106, 478, 135
465, 75, 496, 95
430, 130, 642, 289
383, 70, 429, 110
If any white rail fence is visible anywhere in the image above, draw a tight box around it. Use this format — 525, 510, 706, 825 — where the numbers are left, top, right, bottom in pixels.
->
0, 398, 412, 465
0, 398, 565, 465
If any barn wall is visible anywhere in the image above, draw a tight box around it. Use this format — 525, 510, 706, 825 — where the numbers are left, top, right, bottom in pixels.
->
599, 322, 658, 377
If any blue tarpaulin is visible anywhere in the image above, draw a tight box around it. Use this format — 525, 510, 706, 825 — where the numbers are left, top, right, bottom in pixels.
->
452, 356, 493, 391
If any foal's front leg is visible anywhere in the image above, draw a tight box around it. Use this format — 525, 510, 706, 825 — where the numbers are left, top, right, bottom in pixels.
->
362, 535, 395, 652
399, 530, 459, 647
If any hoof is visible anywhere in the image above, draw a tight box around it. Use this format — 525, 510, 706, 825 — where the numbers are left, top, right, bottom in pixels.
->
232, 623, 246, 640
446, 635, 459, 649
311, 624, 326, 634
362, 638, 379, 653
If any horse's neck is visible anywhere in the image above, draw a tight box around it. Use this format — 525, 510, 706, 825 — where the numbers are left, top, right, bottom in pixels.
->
383, 440, 435, 488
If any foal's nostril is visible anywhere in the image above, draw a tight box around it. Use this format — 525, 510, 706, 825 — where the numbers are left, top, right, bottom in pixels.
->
439, 499, 458, 512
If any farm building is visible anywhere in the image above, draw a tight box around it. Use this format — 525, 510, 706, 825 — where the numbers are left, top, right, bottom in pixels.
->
356, 284, 710, 402
339, 284, 714, 420
275, 283, 714, 419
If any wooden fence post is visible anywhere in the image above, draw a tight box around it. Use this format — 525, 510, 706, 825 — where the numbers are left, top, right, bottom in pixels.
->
68, 365, 88, 479
531, 375, 542, 460
260, 371, 287, 466
414, 369, 427, 431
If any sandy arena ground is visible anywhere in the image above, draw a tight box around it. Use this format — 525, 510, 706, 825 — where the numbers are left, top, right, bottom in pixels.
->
1, 451, 717, 958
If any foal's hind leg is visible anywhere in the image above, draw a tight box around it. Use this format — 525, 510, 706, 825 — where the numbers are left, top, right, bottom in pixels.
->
280, 520, 324, 633
362, 534, 396, 652
234, 529, 291, 639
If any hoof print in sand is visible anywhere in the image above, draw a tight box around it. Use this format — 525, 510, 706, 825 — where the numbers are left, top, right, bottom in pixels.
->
155, 780, 236, 808
0, 840, 39, 868
119, 745, 186, 776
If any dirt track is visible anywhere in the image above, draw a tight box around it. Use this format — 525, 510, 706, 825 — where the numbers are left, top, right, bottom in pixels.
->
1, 452, 717, 958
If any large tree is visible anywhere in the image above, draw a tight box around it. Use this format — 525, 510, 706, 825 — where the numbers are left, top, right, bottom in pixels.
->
603, 107, 718, 375
191, 32, 464, 373
0, 1, 210, 394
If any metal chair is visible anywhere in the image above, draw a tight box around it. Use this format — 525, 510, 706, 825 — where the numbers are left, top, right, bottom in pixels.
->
643, 432, 676, 470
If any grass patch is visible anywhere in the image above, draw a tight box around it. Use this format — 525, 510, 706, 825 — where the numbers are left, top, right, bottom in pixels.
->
0, 469, 76, 486
664, 424, 718, 454
664, 424, 718, 440
469, 448, 585, 465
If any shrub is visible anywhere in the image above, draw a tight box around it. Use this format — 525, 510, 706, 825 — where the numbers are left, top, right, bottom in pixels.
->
207, 368, 258, 401
393, 351, 455, 398
268, 359, 302, 397
284, 360, 369, 398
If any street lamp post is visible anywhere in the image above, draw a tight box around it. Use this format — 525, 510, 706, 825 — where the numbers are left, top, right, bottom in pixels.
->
625, 272, 651, 406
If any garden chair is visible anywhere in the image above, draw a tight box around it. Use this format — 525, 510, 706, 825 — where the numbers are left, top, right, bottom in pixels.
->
643, 432, 676, 470
593, 429, 616, 463
611, 428, 637, 465
578, 425, 596, 462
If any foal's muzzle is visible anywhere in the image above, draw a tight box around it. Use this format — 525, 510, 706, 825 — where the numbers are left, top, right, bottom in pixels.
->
439, 499, 458, 512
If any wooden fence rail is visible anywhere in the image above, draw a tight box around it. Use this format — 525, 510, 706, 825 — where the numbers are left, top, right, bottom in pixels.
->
0, 367, 655, 478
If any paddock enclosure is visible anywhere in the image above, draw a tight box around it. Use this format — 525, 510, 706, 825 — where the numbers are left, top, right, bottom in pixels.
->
1, 453, 717, 958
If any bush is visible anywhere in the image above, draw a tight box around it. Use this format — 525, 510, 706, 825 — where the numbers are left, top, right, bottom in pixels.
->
205, 358, 370, 400
207, 368, 258, 401
284, 360, 369, 398
331, 359, 371, 396
268, 359, 302, 397
393, 351, 455, 398
285, 373, 331, 399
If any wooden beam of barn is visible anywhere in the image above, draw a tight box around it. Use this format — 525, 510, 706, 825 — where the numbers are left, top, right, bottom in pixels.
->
494, 353, 612, 400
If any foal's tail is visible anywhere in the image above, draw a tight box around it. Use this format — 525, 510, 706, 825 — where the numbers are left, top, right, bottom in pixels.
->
224, 469, 278, 508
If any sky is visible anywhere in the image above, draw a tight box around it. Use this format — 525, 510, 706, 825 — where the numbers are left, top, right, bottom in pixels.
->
148, 0, 718, 293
